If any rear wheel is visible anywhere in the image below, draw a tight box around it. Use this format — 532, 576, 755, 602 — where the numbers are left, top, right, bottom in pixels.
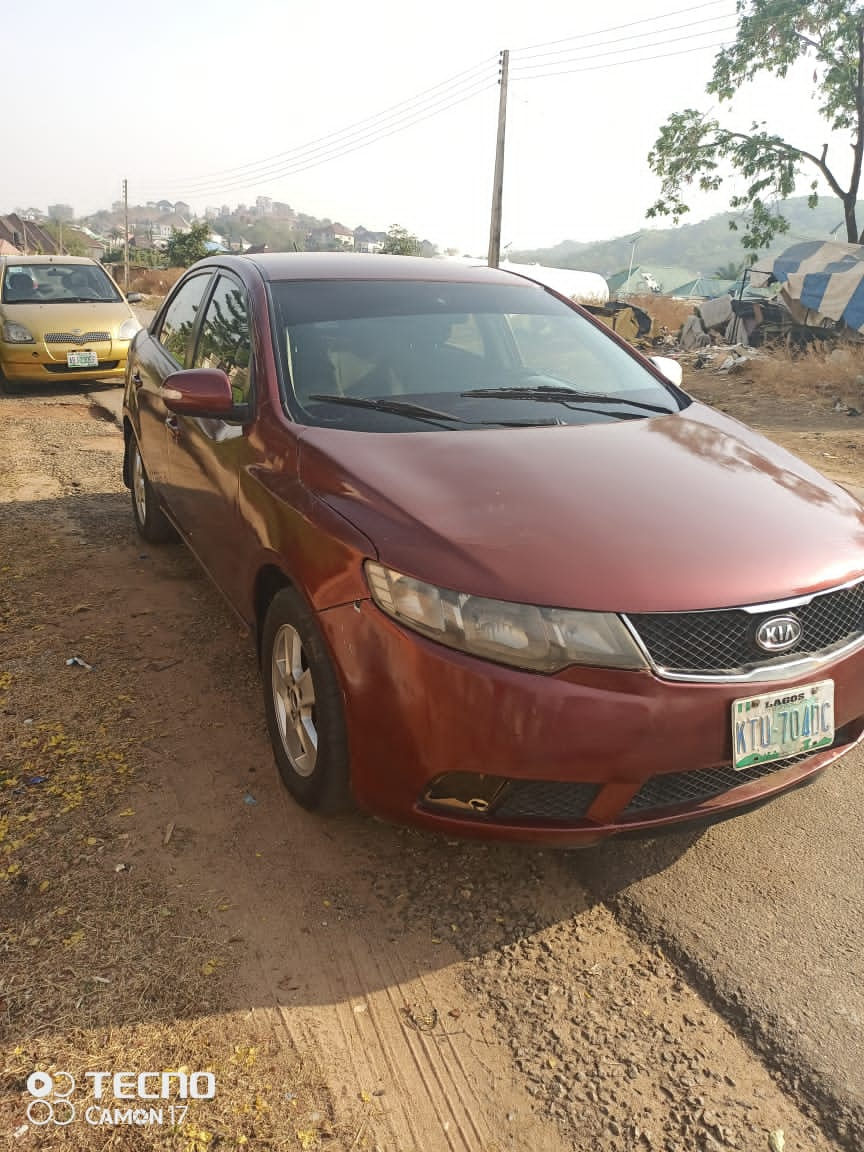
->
262, 587, 352, 813
129, 437, 174, 543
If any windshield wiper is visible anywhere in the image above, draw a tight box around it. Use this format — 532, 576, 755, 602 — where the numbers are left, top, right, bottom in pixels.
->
461, 386, 675, 416
306, 393, 561, 428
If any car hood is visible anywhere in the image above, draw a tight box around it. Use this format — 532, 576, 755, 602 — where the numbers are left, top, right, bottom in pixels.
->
1, 300, 136, 337
298, 402, 864, 612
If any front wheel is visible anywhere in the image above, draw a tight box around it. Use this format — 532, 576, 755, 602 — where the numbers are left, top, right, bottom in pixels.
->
261, 587, 352, 813
128, 436, 174, 543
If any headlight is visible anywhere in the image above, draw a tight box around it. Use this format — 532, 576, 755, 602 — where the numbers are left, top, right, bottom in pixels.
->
364, 561, 648, 673
118, 317, 142, 340
2, 321, 35, 344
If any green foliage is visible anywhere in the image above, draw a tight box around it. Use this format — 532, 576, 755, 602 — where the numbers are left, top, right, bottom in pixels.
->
41, 221, 87, 257
380, 225, 421, 256
165, 221, 211, 268
714, 260, 745, 279
648, 1, 864, 251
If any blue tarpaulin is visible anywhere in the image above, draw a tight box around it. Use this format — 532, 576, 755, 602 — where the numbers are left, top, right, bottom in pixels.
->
750, 240, 864, 332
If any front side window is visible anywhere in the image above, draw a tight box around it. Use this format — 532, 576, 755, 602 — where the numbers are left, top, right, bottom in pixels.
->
1, 262, 121, 304
192, 275, 252, 404
158, 274, 212, 366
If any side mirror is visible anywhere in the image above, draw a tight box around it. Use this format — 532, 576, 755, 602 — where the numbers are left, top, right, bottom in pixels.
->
126, 292, 144, 304
649, 355, 683, 388
162, 368, 243, 420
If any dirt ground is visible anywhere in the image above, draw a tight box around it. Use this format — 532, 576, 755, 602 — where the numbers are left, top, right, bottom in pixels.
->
0, 369, 861, 1150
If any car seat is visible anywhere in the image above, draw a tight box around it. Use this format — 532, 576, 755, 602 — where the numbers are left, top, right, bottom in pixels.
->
4, 272, 33, 301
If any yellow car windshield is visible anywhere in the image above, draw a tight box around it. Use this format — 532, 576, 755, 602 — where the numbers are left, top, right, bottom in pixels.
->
2, 264, 121, 305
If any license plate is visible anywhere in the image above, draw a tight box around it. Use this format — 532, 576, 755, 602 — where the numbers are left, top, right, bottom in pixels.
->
67, 350, 98, 368
732, 679, 834, 770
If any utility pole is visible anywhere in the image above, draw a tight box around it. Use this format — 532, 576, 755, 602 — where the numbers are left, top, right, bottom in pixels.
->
123, 178, 130, 293
59, 217, 64, 255
487, 49, 509, 268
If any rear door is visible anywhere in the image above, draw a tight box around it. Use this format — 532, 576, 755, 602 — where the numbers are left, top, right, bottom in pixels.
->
163, 270, 257, 609
132, 271, 214, 491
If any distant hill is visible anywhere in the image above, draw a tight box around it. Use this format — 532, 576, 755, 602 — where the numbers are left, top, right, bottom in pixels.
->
509, 198, 851, 287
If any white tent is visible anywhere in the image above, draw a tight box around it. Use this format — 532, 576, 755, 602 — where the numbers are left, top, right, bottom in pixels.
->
499, 261, 609, 304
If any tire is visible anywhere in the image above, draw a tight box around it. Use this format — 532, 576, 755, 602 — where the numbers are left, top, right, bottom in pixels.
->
0, 368, 21, 396
261, 586, 352, 813
128, 435, 174, 543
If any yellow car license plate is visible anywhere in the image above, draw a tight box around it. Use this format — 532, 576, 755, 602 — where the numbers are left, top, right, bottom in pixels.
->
67, 350, 98, 368
732, 679, 834, 770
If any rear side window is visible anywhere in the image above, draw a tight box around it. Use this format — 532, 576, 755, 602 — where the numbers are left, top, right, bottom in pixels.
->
158, 274, 211, 366
192, 275, 252, 404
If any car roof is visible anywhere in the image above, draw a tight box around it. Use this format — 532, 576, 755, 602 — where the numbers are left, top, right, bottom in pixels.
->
206, 252, 529, 286
0, 254, 99, 268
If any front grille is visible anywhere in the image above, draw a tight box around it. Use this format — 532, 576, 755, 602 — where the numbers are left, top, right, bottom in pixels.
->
623, 730, 850, 815
627, 578, 864, 675
492, 780, 600, 822
45, 331, 111, 345
44, 360, 119, 374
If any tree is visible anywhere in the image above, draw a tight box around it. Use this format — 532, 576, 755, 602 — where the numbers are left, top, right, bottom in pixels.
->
648, 1, 864, 252
165, 221, 211, 267
380, 225, 421, 256
41, 221, 87, 257
714, 261, 746, 279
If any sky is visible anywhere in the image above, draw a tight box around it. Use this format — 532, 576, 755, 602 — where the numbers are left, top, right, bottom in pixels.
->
3, 0, 844, 252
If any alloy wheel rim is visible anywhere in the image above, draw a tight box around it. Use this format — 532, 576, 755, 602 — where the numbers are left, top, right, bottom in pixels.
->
271, 623, 318, 777
132, 444, 147, 524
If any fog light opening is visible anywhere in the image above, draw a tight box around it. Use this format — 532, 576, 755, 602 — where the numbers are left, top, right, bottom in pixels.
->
422, 772, 509, 816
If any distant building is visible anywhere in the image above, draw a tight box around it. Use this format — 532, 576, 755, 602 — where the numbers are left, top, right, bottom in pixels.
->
62, 229, 106, 260
308, 222, 355, 248
0, 213, 58, 255
205, 206, 219, 220
220, 205, 231, 217
353, 226, 387, 253
256, 196, 273, 215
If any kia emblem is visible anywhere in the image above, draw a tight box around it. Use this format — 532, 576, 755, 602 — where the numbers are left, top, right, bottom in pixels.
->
755, 615, 802, 652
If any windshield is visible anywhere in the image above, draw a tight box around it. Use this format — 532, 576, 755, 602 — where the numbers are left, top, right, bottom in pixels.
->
270, 279, 684, 432
1, 262, 122, 304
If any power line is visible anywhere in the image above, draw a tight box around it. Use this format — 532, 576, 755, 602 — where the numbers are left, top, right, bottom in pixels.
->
512, 11, 735, 64
147, 79, 496, 200
139, 57, 496, 194
511, 0, 732, 53
510, 25, 736, 75
510, 38, 736, 82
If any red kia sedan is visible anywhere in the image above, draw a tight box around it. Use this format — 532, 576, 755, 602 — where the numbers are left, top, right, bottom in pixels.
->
122, 254, 864, 845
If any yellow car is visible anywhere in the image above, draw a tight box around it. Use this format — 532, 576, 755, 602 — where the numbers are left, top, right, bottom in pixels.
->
0, 255, 143, 390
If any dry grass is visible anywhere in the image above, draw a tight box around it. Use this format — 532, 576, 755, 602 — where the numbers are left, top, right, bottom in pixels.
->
730, 344, 864, 408
0, 502, 350, 1148
129, 268, 186, 296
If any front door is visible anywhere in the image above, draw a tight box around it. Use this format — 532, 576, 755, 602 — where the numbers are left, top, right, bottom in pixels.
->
164, 271, 257, 610
137, 271, 213, 489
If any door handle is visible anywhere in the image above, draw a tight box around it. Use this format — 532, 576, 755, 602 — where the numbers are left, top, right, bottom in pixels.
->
131, 370, 143, 387
165, 415, 180, 438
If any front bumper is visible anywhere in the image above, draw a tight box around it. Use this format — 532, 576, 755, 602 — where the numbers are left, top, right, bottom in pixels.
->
0, 340, 130, 384
318, 598, 864, 845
